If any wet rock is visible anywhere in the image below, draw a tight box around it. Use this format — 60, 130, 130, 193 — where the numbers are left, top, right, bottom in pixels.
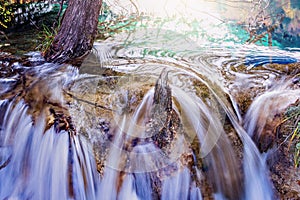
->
149, 70, 178, 151
268, 101, 300, 199
229, 62, 300, 199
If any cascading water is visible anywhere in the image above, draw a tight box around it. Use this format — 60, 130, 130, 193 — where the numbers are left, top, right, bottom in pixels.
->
1, 0, 300, 199
0, 51, 280, 199
0, 63, 101, 200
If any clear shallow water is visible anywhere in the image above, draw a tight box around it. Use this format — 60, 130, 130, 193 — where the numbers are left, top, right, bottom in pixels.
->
1, 0, 300, 199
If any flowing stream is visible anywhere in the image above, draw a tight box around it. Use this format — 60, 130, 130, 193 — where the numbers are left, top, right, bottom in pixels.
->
1, 0, 300, 199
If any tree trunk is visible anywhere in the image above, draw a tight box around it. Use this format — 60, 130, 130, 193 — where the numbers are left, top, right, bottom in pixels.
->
44, 0, 102, 66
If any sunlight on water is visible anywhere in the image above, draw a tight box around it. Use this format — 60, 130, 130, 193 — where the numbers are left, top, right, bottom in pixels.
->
111, 0, 236, 45
0, 0, 300, 199
136, 0, 221, 19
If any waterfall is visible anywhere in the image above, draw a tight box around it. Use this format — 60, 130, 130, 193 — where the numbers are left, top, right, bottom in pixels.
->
0, 60, 278, 199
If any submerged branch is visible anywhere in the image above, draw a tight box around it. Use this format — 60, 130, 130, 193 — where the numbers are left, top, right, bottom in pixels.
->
64, 90, 113, 111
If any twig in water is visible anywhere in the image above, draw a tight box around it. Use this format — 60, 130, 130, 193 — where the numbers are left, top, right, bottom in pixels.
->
64, 90, 114, 111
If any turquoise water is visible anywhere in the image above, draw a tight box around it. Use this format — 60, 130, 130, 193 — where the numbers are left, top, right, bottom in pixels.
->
99, 0, 300, 49
0, 1, 299, 200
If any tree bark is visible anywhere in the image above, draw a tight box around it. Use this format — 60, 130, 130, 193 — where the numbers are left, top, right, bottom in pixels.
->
44, 0, 102, 66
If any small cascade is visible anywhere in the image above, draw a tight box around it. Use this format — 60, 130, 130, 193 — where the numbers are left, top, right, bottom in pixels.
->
0, 100, 89, 199
209, 87, 275, 200
244, 79, 300, 141
0, 63, 101, 200
67, 64, 278, 199
161, 167, 192, 200
171, 85, 244, 199
240, 78, 300, 199
2, 44, 293, 199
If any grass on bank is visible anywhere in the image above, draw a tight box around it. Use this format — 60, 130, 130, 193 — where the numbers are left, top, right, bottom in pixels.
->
284, 102, 300, 168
